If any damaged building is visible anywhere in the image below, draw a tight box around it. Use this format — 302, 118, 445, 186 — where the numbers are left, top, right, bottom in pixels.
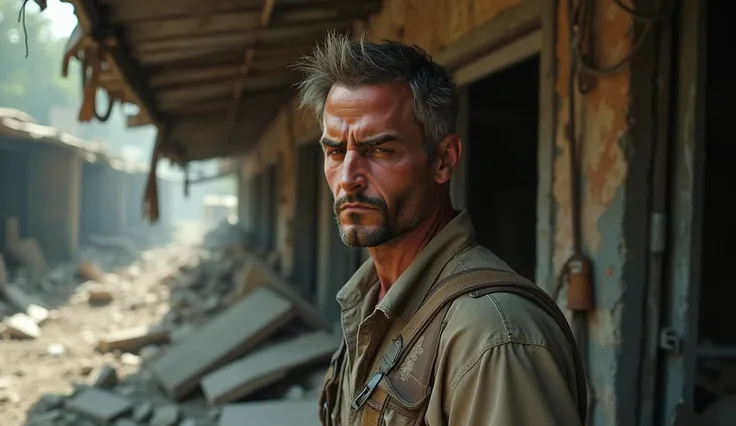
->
20, 0, 735, 424
0, 108, 175, 268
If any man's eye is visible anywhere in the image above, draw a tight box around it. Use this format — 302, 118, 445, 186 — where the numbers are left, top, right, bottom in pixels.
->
372, 148, 391, 154
327, 149, 345, 157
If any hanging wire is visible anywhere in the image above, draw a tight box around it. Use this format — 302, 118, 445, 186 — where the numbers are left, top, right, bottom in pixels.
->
17, 0, 30, 57
571, 0, 674, 77
16, 0, 49, 58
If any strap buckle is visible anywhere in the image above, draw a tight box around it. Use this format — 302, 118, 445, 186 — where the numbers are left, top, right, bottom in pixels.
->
350, 371, 384, 411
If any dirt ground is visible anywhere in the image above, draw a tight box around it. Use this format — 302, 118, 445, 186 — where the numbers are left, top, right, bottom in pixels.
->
0, 224, 206, 426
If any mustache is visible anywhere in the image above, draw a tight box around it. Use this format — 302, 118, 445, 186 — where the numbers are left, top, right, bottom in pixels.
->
334, 193, 387, 213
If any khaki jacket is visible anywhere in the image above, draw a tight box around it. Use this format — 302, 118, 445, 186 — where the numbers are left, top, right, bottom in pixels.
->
328, 210, 582, 426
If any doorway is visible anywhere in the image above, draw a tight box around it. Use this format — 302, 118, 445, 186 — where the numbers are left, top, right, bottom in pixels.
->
692, 0, 736, 416
464, 54, 540, 280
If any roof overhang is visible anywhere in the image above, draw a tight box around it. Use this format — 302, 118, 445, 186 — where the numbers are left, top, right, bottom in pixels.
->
57, 0, 381, 165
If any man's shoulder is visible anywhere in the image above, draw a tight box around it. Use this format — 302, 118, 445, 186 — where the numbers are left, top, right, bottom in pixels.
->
438, 244, 571, 361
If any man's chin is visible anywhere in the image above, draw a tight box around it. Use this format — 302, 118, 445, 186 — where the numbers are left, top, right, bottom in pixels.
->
338, 225, 392, 248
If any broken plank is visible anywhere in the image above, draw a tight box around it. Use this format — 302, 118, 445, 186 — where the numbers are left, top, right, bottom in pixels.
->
151, 287, 296, 400
96, 326, 170, 354
219, 400, 320, 426
65, 388, 133, 423
242, 256, 331, 332
201, 331, 338, 405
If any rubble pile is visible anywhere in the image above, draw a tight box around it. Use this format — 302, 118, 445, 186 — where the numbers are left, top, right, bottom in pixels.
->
1, 220, 335, 426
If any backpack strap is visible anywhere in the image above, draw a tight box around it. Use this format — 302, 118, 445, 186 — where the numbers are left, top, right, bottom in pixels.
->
351, 267, 588, 426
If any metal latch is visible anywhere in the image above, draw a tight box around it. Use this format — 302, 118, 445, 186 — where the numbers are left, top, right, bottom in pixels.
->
659, 327, 681, 353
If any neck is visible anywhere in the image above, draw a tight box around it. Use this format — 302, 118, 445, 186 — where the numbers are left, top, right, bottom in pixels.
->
369, 192, 455, 299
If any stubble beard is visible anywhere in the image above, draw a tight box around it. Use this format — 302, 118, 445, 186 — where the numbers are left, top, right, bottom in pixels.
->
334, 187, 428, 248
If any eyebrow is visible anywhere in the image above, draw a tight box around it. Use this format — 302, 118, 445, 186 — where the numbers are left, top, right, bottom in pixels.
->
319, 134, 398, 148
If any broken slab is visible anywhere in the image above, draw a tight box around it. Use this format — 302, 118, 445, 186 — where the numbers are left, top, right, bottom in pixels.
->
151, 288, 296, 400
96, 326, 170, 354
219, 400, 320, 426
232, 257, 331, 331
201, 331, 338, 405
64, 388, 132, 423
150, 404, 180, 426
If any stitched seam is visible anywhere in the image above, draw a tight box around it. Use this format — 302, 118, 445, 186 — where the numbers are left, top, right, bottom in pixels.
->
443, 340, 553, 413
486, 294, 512, 339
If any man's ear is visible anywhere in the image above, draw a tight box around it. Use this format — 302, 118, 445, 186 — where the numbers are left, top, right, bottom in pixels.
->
433, 134, 462, 184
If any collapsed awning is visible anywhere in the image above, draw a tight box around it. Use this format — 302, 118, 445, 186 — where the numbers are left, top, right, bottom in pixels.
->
56, 0, 381, 164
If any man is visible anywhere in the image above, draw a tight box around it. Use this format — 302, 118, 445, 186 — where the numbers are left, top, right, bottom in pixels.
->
295, 33, 586, 426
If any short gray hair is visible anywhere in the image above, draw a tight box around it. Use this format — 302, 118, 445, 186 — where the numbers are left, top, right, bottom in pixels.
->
294, 32, 459, 154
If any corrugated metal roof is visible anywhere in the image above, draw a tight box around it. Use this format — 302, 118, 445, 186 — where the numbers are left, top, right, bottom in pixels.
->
57, 0, 381, 164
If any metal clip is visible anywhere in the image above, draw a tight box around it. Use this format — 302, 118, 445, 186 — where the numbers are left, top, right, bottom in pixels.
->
351, 371, 384, 411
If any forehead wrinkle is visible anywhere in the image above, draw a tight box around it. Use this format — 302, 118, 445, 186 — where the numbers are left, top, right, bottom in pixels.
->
323, 82, 417, 141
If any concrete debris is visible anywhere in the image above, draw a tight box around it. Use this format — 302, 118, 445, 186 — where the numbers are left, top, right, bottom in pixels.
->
87, 285, 115, 306
219, 400, 320, 426
77, 261, 105, 282
132, 400, 153, 422
1, 222, 333, 425
201, 331, 338, 405
46, 343, 66, 357
64, 387, 133, 423
89, 364, 119, 389
151, 288, 296, 400
3, 313, 41, 339
150, 404, 180, 426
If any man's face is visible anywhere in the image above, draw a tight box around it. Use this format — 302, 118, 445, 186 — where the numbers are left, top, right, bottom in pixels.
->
321, 82, 434, 247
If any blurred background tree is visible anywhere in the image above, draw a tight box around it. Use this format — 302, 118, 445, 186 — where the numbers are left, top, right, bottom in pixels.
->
0, 0, 78, 123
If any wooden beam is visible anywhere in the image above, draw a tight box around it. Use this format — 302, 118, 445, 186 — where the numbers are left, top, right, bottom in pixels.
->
157, 78, 292, 104
108, 0, 379, 23
126, 11, 262, 42
162, 101, 232, 116
134, 31, 256, 53
137, 47, 240, 66
223, 0, 278, 144
148, 52, 307, 89
133, 20, 346, 52
433, 0, 540, 71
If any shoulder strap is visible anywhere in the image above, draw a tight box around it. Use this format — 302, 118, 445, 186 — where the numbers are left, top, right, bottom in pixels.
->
351, 267, 588, 425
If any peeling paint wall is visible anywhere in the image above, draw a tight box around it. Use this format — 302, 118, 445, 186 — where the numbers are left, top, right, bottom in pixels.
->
553, 1, 633, 425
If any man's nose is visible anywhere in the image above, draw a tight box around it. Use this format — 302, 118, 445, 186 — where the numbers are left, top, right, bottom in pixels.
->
339, 150, 366, 193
